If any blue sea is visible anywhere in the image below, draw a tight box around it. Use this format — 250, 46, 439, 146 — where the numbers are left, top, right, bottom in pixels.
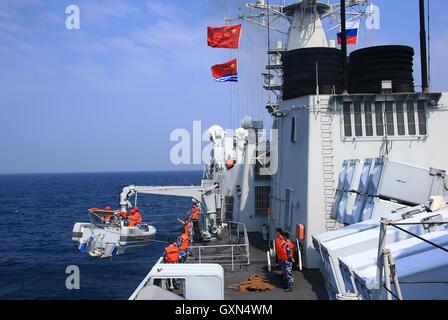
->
0, 171, 202, 300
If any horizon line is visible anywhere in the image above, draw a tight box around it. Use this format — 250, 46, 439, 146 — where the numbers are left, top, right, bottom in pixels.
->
0, 168, 203, 176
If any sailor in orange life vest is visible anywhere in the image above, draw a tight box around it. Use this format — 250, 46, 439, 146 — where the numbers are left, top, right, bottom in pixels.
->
128, 207, 142, 227
164, 239, 179, 264
101, 206, 112, 224
190, 202, 201, 240
276, 229, 295, 292
274, 228, 283, 258
174, 227, 190, 263
177, 217, 193, 241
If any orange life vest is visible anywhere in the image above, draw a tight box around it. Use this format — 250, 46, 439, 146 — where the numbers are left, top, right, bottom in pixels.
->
134, 213, 142, 223
164, 245, 179, 263
178, 233, 189, 251
183, 222, 193, 235
276, 241, 289, 262
191, 207, 200, 220
275, 238, 282, 256
128, 212, 142, 227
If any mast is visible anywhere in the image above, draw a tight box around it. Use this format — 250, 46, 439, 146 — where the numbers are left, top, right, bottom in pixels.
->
419, 0, 429, 93
340, 0, 348, 94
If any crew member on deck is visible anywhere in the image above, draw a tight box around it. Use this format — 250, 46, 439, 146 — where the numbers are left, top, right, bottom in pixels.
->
190, 203, 201, 241
178, 217, 193, 240
175, 228, 190, 263
276, 231, 295, 292
275, 228, 283, 260
164, 240, 179, 264
128, 207, 142, 227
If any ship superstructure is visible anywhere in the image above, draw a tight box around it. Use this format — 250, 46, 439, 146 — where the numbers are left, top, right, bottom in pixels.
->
117, 0, 448, 300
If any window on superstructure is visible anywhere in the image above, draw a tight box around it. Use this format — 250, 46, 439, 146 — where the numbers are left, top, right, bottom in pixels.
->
364, 98, 374, 137
417, 100, 427, 135
341, 98, 427, 140
375, 102, 384, 136
396, 101, 406, 136
343, 102, 352, 137
385, 102, 395, 136
255, 152, 272, 181
354, 101, 363, 137
255, 186, 271, 217
152, 278, 186, 297
407, 99, 417, 135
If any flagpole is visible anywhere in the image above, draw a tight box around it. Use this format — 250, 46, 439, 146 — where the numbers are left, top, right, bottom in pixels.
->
267, 0, 272, 104
340, 0, 348, 94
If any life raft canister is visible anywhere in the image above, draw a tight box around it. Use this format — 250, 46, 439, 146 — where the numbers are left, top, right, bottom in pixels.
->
164, 245, 179, 263
296, 224, 305, 241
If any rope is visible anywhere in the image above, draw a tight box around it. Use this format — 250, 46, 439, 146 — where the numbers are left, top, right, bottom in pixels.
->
149, 239, 169, 245
382, 284, 401, 300
392, 280, 448, 284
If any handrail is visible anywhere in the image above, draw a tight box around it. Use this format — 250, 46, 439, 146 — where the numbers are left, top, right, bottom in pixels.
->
191, 243, 249, 249
188, 221, 251, 270
375, 218, 448, 300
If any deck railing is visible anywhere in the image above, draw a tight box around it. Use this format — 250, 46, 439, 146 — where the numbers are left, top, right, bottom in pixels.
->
188, 221, 250, 271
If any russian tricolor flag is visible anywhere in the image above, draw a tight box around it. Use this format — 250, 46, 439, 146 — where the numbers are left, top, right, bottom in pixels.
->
337, 20, 360, 45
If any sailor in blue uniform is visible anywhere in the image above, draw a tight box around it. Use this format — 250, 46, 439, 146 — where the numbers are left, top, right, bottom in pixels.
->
277, 231, 295, 292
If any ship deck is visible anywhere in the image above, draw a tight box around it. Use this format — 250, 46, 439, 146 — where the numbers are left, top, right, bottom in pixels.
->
190, 232, 328, 300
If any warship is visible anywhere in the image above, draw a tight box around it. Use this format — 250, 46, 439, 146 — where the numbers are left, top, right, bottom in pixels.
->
80, 0, 448, 300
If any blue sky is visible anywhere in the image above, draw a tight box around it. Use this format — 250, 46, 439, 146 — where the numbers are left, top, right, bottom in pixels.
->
0, 0, 447, 174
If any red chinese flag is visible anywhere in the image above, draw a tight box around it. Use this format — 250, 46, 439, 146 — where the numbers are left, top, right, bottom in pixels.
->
211, 59, 238, 82
207, 25, 242, 49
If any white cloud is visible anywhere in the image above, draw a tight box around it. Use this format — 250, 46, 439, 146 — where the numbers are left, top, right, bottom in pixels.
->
81, 0, 141, 26
145, 1, 184, 21
132, 19, 203, 49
